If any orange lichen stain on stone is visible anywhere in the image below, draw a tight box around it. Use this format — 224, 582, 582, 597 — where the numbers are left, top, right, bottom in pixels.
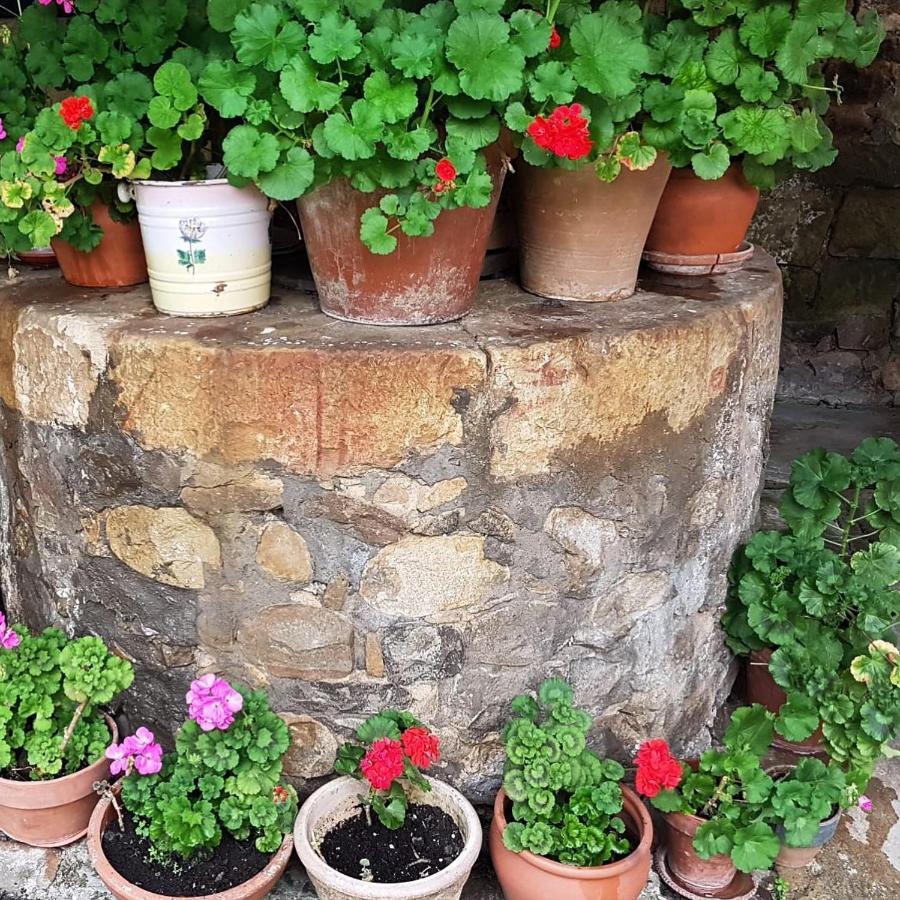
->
111, 339, 486, 477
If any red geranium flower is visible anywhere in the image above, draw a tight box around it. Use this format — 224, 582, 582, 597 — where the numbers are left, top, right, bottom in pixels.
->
402, 727, 441, 769
60, 96, 94, 131
435, 158, 457, 184
272, 785, 290, 806
360, 737, 405, 791
527, 104, 593, 161
634, 739, 683, 799
549, 26, 562, 50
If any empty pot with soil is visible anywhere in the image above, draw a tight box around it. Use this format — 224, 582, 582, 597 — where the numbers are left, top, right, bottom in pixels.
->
294, 775, 482, 900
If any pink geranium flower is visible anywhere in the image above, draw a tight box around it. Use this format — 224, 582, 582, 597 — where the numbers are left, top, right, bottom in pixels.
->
0, 119, 6, 142
106, 727, 163, 776
15, 136, 25, 154
859, 795, 873, 813
186, 674, 243, 732
0, 613, 20, 651
38, 0, 75, 14
54, 157, 67, 176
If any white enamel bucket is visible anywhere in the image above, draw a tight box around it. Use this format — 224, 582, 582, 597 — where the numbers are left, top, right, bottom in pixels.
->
124, 179, 272, 317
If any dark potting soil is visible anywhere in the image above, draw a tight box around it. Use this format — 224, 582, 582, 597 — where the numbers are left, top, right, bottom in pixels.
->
101, 813, 271, 897
320, 802, 465, 883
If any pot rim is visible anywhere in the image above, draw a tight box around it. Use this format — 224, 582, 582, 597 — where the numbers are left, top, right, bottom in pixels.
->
129, 178, 231, 188
493, 785, 653, 879
87, 789, 294, 900
294, 774, 483, 897
0, 713, 117, 789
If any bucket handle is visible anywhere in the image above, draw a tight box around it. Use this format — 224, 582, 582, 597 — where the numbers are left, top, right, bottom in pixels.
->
117, 182, 135, 204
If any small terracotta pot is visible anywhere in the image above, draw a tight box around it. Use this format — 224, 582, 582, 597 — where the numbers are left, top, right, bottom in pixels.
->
645, 165, 760, 257
16, 247, 58, 268
297, 155, 507, 326
745, 649, 824, 754
516, 156, 672, 302
664, 811, 736, 894
87, 790, 293, 900
0, 715, 117, 847
489, 786, 653, 900
52, 202, 148, 289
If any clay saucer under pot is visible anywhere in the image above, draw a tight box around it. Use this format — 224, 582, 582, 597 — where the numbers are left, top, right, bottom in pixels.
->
655, 846, 756, 900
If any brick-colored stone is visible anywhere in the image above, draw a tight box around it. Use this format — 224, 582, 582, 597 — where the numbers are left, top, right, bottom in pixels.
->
105, 506, 221, 589
256, 521, 313, 583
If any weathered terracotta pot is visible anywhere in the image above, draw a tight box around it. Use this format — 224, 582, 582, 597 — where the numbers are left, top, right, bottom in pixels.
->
0, 715, 117, 847
746, 649, 824, 754
516, 156, 672, 302
87, 790, 293, 900
489, 786, 653, 900
645, 165, 760, 259
296, 157, 506, 325
16, 247, 58, 268
295, 775, 482, 900
664, 811, 736, 894
52, 202, 147, 289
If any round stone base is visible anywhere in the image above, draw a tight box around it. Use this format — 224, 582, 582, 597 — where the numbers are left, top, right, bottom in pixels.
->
0, 257, 783, 797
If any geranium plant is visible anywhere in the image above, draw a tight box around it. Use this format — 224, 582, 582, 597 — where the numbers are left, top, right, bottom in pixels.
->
200, 0, 522, 252
636, 705, 781, 873
499, 678, 633, 867
115, 674, 297, 858
769, 757, 849, 848
334, 709, 442, 830
723, 438, 900, 789
640, 1, 885, 185
0, 618, 134, 779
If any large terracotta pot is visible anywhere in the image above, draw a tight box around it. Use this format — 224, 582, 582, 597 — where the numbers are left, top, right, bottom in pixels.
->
52, 202, 147, 289
87, 790, 293, 900
489, 786, 652, 900
645, 165, 760, 258
664, 811, 736, 894
294, 775, 482, 900
516, 156, 672, 302
746, 649, 824, 754
296, 158, 507, 326
0, 715, 117, 847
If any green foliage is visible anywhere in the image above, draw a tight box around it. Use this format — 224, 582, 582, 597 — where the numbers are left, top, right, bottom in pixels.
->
500, 679, 632, 867
120, 686, 297, 859
723, 439, 900, 791
770, 758, 848, 848
0, 627, 133, 779
650, 705, 780, 873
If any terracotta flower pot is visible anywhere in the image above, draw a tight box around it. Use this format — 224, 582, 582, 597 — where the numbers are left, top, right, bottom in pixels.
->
0, 715, 117, 847
16, 247, 58, 268
52, 202, 148, 289
664, 811, 736, 894
489, 786, 653, 900
294, 775, 482, 900
745, 649, 824, 754
516, 156, 672, 303
296, 157, 507, 326
645, 165, 760, 258
87, 791, 293, 900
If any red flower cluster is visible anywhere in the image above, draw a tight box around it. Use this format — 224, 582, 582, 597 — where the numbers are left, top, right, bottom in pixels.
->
360, 737, 405, 791
434, 158, 457, 194
527, 104, 593, 161
60, 96, 94, 131
402, 727, 441, 769
272, 785, 290, 806
549, 25, 562, 50
634, 739, 683, 799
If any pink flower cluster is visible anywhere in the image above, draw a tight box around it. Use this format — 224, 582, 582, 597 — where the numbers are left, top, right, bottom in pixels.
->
0, 613, 20, 651
106, 727, 163, 776
0, 119, 6, 142
186, 674, 243, 732
38, 0, 76, 14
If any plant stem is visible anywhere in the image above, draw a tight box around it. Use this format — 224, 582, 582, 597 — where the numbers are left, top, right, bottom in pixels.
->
841, 487, 861, 558
701, 774, 731, 819
59, 699, 88, 756
419, 85, 435, 130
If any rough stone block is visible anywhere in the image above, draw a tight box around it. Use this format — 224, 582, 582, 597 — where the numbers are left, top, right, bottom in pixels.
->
830, 188, 900, 258
256, 521, 313, 583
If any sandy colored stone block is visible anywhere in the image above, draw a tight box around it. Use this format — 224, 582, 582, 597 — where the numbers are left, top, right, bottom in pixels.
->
365, 633, 385, 678
105, 505, 221, 589
181, 461, 283, 514
545, 507, 619, 569
256, 521, 313, 583
241, 604, 353, 679
360, 534, 509, 620
281, 714, 340, 779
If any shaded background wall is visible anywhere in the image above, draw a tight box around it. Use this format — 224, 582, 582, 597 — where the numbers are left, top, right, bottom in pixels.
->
749, 0, 900, 408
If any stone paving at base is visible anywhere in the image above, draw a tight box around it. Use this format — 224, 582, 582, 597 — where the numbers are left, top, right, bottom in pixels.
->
1, 757, 897, 900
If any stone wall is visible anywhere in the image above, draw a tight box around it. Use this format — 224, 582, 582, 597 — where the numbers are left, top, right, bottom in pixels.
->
749, 0, 900, 407
0, 262, 782, 800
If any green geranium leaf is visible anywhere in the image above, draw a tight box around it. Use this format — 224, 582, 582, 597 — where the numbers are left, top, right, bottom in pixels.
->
257, 147, 314, 201
223, 125, 279, 178
199, 61, 256, 118
104, 72, 154, 118
363, 72, 418, 125
279, 58, 344, 114
359, 208, 397, 255
719, 105, 792, 157
446, 12, 525, 102
509, 9, 553, 59
776, 695, 819, 742
322, 100, 381, 161
148, 96, 181, 130
233, 3, 307, 72
308, 12, 362, 65
570, 8, 649, 101
19, 210, 58, 248
740, 4, 792, 59
154, 61, 198, 111
692, 142, 731, 180
731, 822, 780, 873
146, 126, 183, 171
529, 62, 578, 106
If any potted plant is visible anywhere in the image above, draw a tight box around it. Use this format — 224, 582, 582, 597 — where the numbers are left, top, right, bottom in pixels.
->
295, 709, 482, 899
638, 706, 781, 896
766, 757, 850, 871
722, 438, 900, 786
87, 674, 297, 899
0, 616, 134, 847
204, 0, 512, 325
489, 679, 652, 900
502, 0, 671, 302
642, 2, 885, 272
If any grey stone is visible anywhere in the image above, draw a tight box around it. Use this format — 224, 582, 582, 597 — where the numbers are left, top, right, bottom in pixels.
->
382, 623, 466, 685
